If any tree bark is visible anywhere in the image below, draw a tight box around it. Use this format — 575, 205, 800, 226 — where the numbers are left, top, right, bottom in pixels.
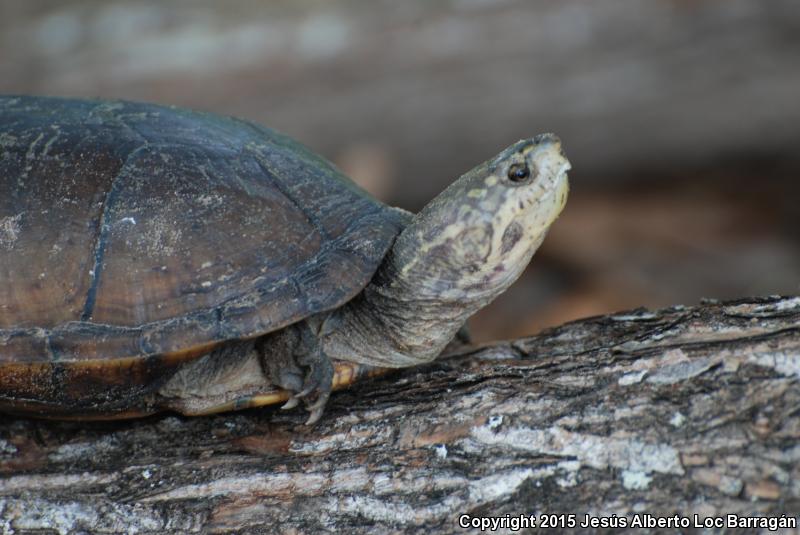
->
1, 296, 799, 534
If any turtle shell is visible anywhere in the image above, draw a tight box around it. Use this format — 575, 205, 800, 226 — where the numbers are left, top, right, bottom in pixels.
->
0, 95, 405, 415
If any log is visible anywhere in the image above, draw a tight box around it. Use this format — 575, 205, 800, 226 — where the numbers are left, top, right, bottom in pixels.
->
1, 296, 799, 533
3, 1, 800, 203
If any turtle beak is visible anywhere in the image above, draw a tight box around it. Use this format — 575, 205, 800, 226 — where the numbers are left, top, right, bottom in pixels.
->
533, 136, 570, 225
555, 169, 569, 216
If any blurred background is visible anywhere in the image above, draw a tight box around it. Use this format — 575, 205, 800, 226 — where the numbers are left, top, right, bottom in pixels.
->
1, 0, 798, 342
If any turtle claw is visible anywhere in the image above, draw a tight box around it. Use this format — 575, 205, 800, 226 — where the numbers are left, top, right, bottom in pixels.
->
293, 350, 334, 425
303, 391, 330, 426
280, 397, 301, 410
305, 406, 325, 426
295, 383, 317, 399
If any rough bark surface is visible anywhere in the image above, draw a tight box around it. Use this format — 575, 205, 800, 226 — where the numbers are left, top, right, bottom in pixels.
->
1, 296, 799, 534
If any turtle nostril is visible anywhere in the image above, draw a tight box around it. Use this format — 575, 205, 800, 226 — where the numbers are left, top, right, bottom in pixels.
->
533, 133, 561, 147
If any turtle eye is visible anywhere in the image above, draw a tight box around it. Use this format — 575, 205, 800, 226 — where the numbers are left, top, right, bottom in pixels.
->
507, 163, 532, 183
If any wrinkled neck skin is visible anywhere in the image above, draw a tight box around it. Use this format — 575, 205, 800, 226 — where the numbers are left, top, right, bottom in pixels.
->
321, 140, 568, 368
323, 227, 547, 368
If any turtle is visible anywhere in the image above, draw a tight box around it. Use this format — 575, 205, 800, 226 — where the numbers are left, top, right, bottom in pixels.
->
0, 95, 570, 424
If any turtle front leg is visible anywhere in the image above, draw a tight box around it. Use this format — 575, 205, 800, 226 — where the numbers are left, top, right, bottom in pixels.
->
257, 320, 334, 425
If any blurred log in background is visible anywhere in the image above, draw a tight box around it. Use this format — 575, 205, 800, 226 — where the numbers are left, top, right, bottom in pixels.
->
1, 0, 798, 341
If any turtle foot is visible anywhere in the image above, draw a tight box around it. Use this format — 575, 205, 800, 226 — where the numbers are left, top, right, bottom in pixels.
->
292, 348, 333, 425
271, 360, 333, 424
258, 324, 334, 425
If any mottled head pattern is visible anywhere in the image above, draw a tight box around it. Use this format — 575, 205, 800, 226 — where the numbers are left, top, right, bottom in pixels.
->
392, 133, 570, 302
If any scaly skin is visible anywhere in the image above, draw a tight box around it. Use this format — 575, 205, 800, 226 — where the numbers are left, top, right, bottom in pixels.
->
260, 134, 570, 423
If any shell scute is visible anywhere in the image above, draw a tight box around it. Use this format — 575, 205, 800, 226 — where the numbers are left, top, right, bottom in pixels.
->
0, 96, 405, 371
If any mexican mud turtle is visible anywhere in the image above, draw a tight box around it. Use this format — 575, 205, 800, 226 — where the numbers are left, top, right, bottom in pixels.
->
0, 96, 570, 423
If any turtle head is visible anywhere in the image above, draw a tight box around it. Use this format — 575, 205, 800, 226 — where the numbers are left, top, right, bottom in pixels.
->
328, 134, 570, 368
464, 133, 570, 288
392, 133, 570, 302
